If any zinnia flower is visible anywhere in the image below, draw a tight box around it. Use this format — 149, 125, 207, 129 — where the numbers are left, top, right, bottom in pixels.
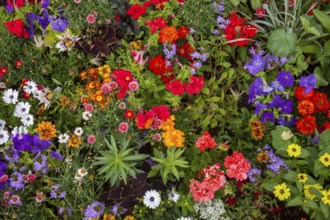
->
118, 122, 129, 133
126, 4, 146, 19
319, 153, 330, 167
287, 143, 302, 157
273, 183, 290, 201
159, 26, 179, 43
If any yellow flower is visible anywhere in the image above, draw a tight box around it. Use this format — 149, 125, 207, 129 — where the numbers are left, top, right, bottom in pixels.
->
162, 128, 185, 148
319, 153, 330, 167
34, 121, 57, 140
273, 183, 291, 201
322, 190, 330, 205
297, 173, 308, 183
67, 135, 82, 148
159, 115, 175, 131
304, 184, 323, 200
103, 214, 116, 220
123, 215, 136, 220
287, 143, 302, 157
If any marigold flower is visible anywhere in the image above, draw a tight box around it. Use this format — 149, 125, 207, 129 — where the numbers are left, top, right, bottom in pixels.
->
297, 100, 315, 116
310, 92, 329, 114
177, 26, 190, 39
296, 115, 317, 135
162, 128, 185, 148
273, 183, 290, 201
67, 135, 82, 148
159, 26, 178, 43
34, 121, 57, 140
294, 86, 314, 100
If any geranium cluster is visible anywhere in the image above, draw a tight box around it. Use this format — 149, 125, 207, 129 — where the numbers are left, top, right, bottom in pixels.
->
189, 163, 226, 202
294, 76, 330, 135
195, 132, 217, 152
224, 151, 251, 181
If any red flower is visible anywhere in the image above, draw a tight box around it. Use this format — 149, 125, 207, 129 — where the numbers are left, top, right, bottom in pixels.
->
124, 110, 135, 119
296, 115, 317, 135
226, 196, 236, 206
0, 66, 8, 78
324, 122, 330, 131
126, 4, 146, 19
297, 100, 315, 116
256, 8, 266, 18
310, 92, 329, 114
145, 17, 167, 33
224, 151, 251, 181
186, 76, 204, 95
195, 132, 217, 152
3, 19, 29, 38
165, 79, 186, 95
114, 14, 121, 22
307, 2, 318, 16
143, 1, 152, 7
15, 60, 23, 68
112, 69, 134, 99
178, 26, 190, 39
294, 86, 314, 101
224, 13, 258, 46
151, 105, 170, 121
22, 91, 31, 99
160, 73, 175, 84
177, 42, 195, 58
148, 55, 172, 75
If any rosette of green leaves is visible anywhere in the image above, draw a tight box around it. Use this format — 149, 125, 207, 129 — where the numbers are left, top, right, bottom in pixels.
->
148, 148, 189, 184
93, 135, 149, 187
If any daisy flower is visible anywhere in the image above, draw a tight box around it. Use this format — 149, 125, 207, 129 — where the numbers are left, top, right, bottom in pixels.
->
84, 201, 105, 219
128, 81, 139, 91
109, 81, 118, 90
82, 111, 92, 120
2, 88, 19, 104
14, 102, 31, 118
55, 30, 80, 52
118, 122, 129, 133
119, 102, 126, 109
168, 190, 180, 203
9, 195, 22, 206
74, 0, 81, 3
153, 133, 162, 142
87, 135, 96, 144
23, 80, 37, 94
34, 121, 57, 140
84, 103, 94, 112
36, 192, 45, 203
21, 114, 34, 127
0, 119, 6, 130
74, 127, 83, 136
143, 190, 161, 209
0, 129, 9, 145
86, 14, 96, 24
77, 168, 88, 177
58, 133, 70, 144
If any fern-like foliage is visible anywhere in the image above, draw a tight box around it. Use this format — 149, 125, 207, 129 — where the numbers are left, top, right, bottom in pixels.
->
148, 148, 189, 184
93, 135, 149, 187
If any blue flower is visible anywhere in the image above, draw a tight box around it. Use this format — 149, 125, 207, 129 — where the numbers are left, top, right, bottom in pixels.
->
9, 172, 25, 190
248, 168, 261, 183
270, 81, 284, 92
51, 18, 69, 32
84, 201, 105, 219
244, 52, 266, 75
300, 74, 316, 94
279, 100, 293, 114
248, 77, 265, 103
39, 9, 53, 30
277, 70, 294, 87
41, 0, 50, 8
50, 151, 64, 161
261, 112, 275, 123
255, 102, 267, 115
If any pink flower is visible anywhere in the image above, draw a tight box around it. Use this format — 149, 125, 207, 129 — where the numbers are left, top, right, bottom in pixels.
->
101, 83, 112, 94
131, 50, 149, 65
118, 122, 129, 133
87, 135, 96, 144
224, 151, 251, 181
84, 103, 94, 112
186, 76, 204, 95
153, 133, 162, 141
0, 175, 8, 183
256, 8, 266, 18
189, 180, 215, 202
128, 81, 139, 91
195, 132, 217, 152
86, 14, 96, 24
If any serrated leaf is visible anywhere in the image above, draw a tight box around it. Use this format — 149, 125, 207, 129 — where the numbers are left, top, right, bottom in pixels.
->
267, 29, 297, 57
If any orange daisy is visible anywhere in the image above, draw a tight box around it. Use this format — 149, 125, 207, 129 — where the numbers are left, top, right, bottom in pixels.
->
34, 121, 57, 140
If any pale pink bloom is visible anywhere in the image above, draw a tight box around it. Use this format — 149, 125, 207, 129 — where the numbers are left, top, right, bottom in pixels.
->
101, 83, 112, 94
153, 133, 162, 142
130, 50, 149, 66
118, 122, 129, 133
87, 135, 96, 144
86, 14, 95, 24
84, 103, 94, 112
128, 81, 139, 91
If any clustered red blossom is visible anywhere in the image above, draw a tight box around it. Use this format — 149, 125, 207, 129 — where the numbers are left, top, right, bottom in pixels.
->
135, 105, 170, 129
224, 12, 258, 46
112, 69, 138, 99
195, 132, 217, 152
189, 163, 226, 202
3, 19, 30, 39
294, 86, 330, 134
224, 151, 251, 181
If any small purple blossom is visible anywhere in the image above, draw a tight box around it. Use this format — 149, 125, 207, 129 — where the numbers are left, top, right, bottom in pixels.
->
277, 71, 294, 87
51, 18, 69, 32
50, 151, 65, 161
300, 74, 316, 94
9, 172, 25, 190
50, 184, 66, 199
193, 62, 202, 69
163, 43, 176, 60
279, 100, 293, 114
244, 52, 266, 75
271, 81, 284, 92
248, 168, 261, 183
84, 201, 105, 219
33, 153, 49, 174
254, 102, 267, 115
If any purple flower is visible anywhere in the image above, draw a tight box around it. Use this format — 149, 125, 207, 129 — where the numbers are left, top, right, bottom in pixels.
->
9, 172, 25, 190
266, 155, 289, 174
41, 0, 50, 8
261, 112, 275, 123
51, 18, 69, 33
6, 4, 14, 13
33, 153, 49, 174
50, 184, 66, 199
255, 102, 267, 115
193, 62, 202, 69
270, 81, 284, 92
190, 68, 196, 75
268, 95, 285, 109
163, 43, 176, 60
39, 9, 52, 30
300, 74, 316, 94
279, 100, 293, 114
244, 52, 266, 75
200, 53, 209, 62
212, 30, 220, 35
4, 148, 20, 163
277, 116, 296, 128
248, 168, 261, 183
111, 203, 127, 217
248, 77, 264, 103
50, 151, 64, 161
277, 71, 294, 87
84, 201, 105, 219
59, 207, 72, 216
191, 52, 201, 59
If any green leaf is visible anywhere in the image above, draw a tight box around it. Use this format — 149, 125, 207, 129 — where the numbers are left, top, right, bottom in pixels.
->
267, 29, 297, 57
319, 130, 330, 150
251, 0, 262, 10
300, 15, 322, 36
271, 126, 291, 151
313, 9, 330, 31
321, 202, 330, 218
230, 0, 241, 7
283, 171, 297, 182
314, 66, 329, 88
306, 200, 319, 209
261, 182, 277, 192
287, 196, 303, 207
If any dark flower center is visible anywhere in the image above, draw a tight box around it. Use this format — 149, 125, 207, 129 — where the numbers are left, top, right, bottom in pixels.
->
279, 189, 285, 194
150, 196, 155, 202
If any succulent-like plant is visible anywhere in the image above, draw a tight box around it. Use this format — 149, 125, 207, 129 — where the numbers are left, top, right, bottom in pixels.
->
93, 135, 149, 187
148, 148, 189, 184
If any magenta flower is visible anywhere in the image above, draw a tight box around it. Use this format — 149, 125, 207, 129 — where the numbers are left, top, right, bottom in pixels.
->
118, 122, 129, 133
87, 135, 96, 144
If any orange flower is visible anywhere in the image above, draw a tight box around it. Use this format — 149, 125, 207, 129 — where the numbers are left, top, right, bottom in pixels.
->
34, 121, 57, 140
251, 127, 264, 140
159, 26, 178, 43
80, 71, 87, 80
67, 135, 82, 148
59, 96, 70, 107
297, 100, 314, 116
257, 152, 269, 163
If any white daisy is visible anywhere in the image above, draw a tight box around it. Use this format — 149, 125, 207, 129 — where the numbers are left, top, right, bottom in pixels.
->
168, 190, 180, 203
74, 127, 83, 136
77, 168, 88, 177
177, 217, 193, 220
0, 119, 6, 130
55, 30, 80, 52
23, 80, 38, 94
143, 190, 161, 209
37, 88, 53, 109
74, 173, 83, 182
11, 126, 28, 136
0, 129, 9, 145
82, 111, 92, 121
14, 102, 31, 118
58, 133, 70, 144
21, 114, 34, 127
33, 35, 44, 48
2, 88, 19, 104
118, 102, 126, 110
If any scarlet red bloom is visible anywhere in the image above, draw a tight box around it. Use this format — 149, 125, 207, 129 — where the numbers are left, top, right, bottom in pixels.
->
22, 91, 31, 99
186, 76, 204, 95
126, 4, 146, 19
297, 100, 315, 116
151, 105, 170, 121
114, 14, 121, 22
324, 122, 330, 131
135, 111, 156, 129
112, 69, 134, 99
3, 19, 29, 39
159, 26, 178, 43
15, 60, 23, 68
124, 110, 135, 119
177, 42, 195, 59
145, 17, 167, 34
310, 92, 329, 114
296, 115, 317, 135
224, 13, 258, 46
166, 79, 186, 95
148, 55, 172, 75
178, 26, 190, 39
307, 2, 318, 16
224, 151, 251, 181
256, 8, 266, 18
0, 66, 8, 75
294, 86, 314, 101
195, 132, 217, 152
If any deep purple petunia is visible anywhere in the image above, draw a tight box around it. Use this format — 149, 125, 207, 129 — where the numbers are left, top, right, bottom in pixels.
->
244, 52, 266, 75
270, 80, 284, 92
41, 0, 50, 8
277, 70, 294, 87
277, 116, 296, 128
39, 9, 53, 30
84, 201, 105, 219
50, 151, 64, 161
300, 74, 316, 94
51, 18, 69, 33
254, 102, 267, 115
279, 100, 293, 114
260, 112, 275, 123
248, 77, 265, 103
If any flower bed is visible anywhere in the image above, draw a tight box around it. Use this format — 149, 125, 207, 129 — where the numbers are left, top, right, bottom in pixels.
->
1, 0, 330, 219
